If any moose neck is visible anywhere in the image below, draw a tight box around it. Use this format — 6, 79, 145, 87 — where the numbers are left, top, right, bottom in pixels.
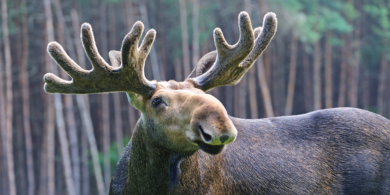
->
127, 116, 201, 194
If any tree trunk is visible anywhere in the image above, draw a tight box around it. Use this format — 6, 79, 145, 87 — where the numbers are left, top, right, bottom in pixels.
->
125, 1, 135, 31
20, 0, 35, 194
313, 40, 322, 110
0, 27, 9, 195
271, 49, 281, 116
285, 35, 298, 115
76, 95, 105, 195
1, 0, 15, 194
42, 2, 56, 195
155, 0, 168, 82
192, 0, 200, 67
101, 94, 111, 193
70, 10, 90, 194
324, 33, 333, 108
98, 3, 111, 192
377, 50, 387, 115
239, 76, 248, 118
80, 122, 90, 195
71, 9, 105, 195
349, 21, 360, 108
0, 139, 6, 195
139, 2, 162, 81
179, 0, 191, 76
338, 35, 348, 107
363, 71, 370, 110
113, 92, 124, 155
302, 46, 313, 112
248, 67, 258, 119
109, 3, 125, 160
257, 55, 274, 117
43, 1, 76, 194
52, 1, 80, 194
258, 0, 272, 87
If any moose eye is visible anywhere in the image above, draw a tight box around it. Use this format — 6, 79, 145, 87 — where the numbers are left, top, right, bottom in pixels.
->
151, 98, 162, 107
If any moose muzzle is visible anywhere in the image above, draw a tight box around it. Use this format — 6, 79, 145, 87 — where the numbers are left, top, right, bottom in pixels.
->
189, 94, 237, 154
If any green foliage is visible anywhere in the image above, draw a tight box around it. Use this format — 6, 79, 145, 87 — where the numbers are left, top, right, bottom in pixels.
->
269, 0, 353, 44
88, 137, 130, 175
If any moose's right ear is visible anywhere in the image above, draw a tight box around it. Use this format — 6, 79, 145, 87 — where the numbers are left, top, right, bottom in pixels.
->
187, 50, 217, 79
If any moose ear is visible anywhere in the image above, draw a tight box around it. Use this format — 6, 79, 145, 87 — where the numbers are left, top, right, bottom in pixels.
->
187, 50, 217, 78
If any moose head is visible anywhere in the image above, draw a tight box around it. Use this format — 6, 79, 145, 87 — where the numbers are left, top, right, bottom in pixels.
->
44, 12, 277, 156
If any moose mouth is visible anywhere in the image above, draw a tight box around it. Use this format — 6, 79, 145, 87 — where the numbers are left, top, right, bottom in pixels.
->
195, 141, 225, 155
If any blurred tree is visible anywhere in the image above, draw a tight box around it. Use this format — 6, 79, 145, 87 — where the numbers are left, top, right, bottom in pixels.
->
179, 0, 191, 76
98, 1, 111, 193
1, 0, 15, 194
19, 0, 35, 194
192, 0, 200, 67
52, 0, 80, 194
0, 18, 9, 195
44, 0, 76, 194
70, 9, 93, 195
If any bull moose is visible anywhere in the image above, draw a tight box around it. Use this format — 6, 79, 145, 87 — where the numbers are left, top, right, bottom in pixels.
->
43, 12, 390, 194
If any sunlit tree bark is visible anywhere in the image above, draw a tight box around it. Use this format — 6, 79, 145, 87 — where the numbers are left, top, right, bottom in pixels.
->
109, 5, 125, 159
44, 0, 76, 194
139, 1, 162, 80
338, 35, 348, 107
71, 9, 105, 195
324, 33, 333, 108
98, 2, 111, 193
52, 1, 80, 194
313, 40, 322, 110
349, 21, 360, 108
285, 35, 298, 115
179, 0, 191, 76
192, 0, 200, 67
302, 46, 313, 112
19, 0, 35, 194
257, 55, 274, 117
1, 0, 15, 194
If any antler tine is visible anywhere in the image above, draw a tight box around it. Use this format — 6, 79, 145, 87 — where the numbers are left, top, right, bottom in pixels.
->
189, 12, 255, 91
44, 41, 90, 93
189, 12, 277, 92
81, 23, 112, 72
43, 21, 157, 97
120, 22, 157, 96
240, 12, 277, 68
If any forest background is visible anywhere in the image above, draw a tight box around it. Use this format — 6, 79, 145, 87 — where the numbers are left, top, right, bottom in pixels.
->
1, 0, 389, 195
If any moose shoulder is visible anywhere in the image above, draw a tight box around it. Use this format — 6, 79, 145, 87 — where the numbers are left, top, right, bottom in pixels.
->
43, 11, 390, 195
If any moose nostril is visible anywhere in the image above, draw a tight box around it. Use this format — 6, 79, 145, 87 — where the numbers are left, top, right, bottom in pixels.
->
198, 125, 212, 142
220, 135, 230, 144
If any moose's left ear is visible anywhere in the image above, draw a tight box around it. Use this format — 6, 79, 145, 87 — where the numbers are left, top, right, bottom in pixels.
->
187, 50, 217, 79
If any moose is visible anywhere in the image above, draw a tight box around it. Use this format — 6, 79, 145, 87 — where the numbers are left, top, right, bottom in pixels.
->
43, 12, 390, 194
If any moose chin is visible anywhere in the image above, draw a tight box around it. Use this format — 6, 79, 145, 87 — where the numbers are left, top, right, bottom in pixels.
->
44, 11, 390, 195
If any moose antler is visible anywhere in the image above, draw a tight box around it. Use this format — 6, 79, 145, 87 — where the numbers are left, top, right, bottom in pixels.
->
44, 21, 157, 97
189, 12, 277, 91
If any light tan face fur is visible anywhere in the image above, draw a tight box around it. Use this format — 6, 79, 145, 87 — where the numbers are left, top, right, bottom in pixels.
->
128, 80, 237, 153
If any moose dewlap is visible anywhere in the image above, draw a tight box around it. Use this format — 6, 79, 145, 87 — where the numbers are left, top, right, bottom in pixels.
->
44, 11, 390, 195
